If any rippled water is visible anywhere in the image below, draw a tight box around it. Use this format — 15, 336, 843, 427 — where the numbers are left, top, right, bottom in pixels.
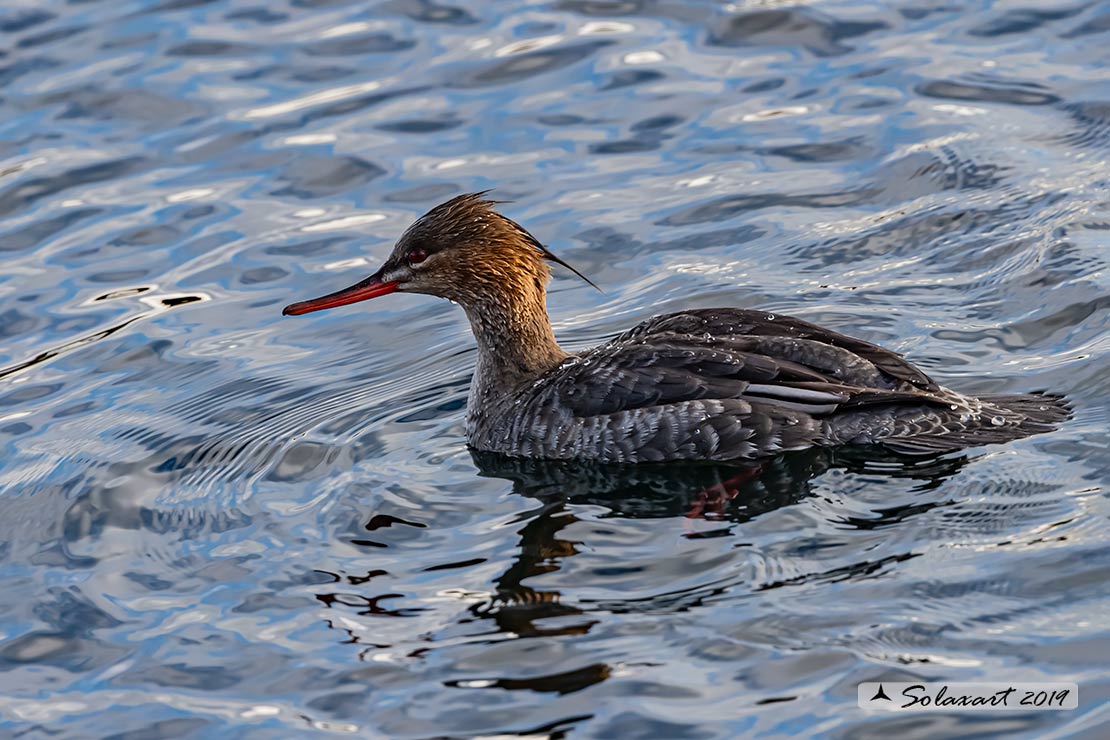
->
1, 1, 1108, 737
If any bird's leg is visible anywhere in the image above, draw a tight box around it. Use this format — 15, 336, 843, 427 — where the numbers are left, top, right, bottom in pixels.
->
684, 465, 765, 521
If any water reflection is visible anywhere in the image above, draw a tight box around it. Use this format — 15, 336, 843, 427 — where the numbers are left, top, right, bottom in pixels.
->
435, 449, 968, 644
312, 448, 971, 696
472, 447, 968, 523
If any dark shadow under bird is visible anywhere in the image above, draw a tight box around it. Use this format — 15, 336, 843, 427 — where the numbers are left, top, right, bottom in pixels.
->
460, 446, 967, 640
470, 446, 969, 522
283, 193, 1071, 464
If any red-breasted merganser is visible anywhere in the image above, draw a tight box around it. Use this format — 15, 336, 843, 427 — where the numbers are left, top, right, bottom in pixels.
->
283, 193, 1070, 463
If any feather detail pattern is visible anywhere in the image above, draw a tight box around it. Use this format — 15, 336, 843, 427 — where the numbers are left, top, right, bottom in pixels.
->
467, 308, 1070, 462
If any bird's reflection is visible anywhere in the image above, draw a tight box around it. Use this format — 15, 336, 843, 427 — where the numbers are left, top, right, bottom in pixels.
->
471, 446, 967, 522
464, 447, 969, 644
318, 446, 969, 696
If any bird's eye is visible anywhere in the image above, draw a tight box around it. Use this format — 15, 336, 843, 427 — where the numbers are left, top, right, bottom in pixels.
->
408, 248, 427, 265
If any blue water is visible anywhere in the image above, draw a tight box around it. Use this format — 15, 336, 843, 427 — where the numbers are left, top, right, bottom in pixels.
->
1, 1, 1108, 737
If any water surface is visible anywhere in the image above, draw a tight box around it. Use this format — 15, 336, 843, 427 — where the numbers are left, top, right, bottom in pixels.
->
1, 1, 1108, 737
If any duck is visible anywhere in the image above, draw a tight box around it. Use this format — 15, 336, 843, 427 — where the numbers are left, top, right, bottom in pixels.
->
282, 193, 1070, 463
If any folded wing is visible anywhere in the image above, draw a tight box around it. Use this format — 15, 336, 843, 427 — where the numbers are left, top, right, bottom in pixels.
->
522, 309, 951, 461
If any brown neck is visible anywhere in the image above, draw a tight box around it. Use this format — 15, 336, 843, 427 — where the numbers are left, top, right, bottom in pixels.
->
457, 259, 568, 409
465, 283, 567, 381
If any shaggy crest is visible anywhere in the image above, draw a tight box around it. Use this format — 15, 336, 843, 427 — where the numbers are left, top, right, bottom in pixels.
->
399, 192, 599, 291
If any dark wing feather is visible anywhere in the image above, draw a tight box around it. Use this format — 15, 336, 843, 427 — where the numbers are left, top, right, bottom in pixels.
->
548, 308, 944, 421
558, 342, 809, 417
616, 308, 938, 391
494, 309, 1067, 462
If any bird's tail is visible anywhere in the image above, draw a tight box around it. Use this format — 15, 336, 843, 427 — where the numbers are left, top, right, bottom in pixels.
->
878, 391, 1072, 456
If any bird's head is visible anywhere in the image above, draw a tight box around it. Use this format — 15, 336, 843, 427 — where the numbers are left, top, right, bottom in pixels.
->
282, 192, 594, 316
